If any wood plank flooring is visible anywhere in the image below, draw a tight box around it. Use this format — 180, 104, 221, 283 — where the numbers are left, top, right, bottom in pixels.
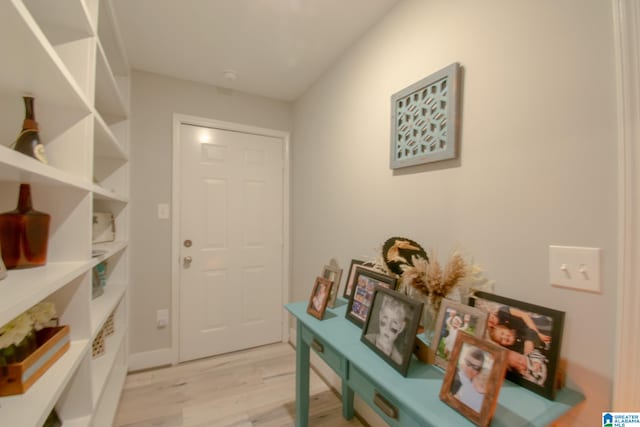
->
113, 343, 364, 427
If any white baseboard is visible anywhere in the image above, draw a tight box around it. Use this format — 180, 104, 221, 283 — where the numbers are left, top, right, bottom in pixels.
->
128, 348, 174, 372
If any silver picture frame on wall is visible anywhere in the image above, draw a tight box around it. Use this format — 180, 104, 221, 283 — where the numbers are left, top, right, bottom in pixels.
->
390, 62, 461, 169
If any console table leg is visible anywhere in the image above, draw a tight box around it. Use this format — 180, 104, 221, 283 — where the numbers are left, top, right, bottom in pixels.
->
342, 381, 355, 420
296, 323, 310, 427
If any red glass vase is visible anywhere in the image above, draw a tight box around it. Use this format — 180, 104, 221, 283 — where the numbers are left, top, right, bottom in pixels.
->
0, 184, 50, 269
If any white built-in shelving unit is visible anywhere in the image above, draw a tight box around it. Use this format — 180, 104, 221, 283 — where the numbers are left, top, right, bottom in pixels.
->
0, 0, 130, 425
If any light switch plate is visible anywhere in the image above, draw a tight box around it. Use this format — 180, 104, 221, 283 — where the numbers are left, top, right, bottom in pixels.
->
549, 245, 601, 293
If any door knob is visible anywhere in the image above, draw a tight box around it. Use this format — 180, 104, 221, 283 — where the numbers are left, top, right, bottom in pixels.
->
183, 256, 192, 267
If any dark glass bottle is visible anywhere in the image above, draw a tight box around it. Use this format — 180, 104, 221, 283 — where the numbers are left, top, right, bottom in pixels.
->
14, 96, 48, 164
0, 184, 51, 269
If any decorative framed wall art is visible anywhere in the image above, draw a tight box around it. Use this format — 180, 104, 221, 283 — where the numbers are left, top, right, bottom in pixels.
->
321, 263, 343, 308
307, 277, 333, 320
361, 287, 423, 376
346, 267, 397, 327
432, 300, 488, 370
390, 63, 461, 169
440, 332, 508, 427
470, 291, 565, 399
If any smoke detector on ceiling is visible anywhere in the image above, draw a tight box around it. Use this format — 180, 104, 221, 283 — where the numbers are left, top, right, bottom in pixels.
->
223, 69, 238, 81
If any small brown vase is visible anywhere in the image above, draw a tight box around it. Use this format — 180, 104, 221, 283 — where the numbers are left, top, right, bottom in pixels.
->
0, 184, 51, 269
14, 96, 48, 164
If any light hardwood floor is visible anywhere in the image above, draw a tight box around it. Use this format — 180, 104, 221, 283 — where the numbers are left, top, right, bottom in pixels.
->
113, 343, 364, 427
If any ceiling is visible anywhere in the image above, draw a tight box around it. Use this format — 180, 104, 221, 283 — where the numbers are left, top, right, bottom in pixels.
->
112, 0, 402, 101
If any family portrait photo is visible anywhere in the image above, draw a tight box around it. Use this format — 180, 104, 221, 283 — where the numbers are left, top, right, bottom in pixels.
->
470, 291, 565, 399
346, 267, 397, 327
440, 333, 507, 427
361, 287, 422, 376
432, 300, 487, 369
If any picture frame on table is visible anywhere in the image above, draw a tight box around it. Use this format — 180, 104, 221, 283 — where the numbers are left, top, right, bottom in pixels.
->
343, 259, 376, 299
346, 267, 397, 328
432, 300, 488, 370
440, 332, 508, 427
306, 277, 333, 320
470, 291, 565, 399
361, 287, 423, 376
321, 264, 343, 308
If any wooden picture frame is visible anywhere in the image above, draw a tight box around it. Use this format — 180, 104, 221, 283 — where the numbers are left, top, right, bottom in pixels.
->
306, 277, 333, 320
432, 300, 488, 370
321, 264, 343, 308
361, 287, 423, 376
440, 332, 508, 427
346, 267, 397, 328
343, 259, 376, 299
470, 291, 565, 399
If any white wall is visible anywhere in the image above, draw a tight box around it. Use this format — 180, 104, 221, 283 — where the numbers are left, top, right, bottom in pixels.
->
292, 0, 617, 424
129, 70, 292, 357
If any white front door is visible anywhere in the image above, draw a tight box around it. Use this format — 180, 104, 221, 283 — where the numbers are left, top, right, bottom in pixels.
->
178, 123, 284, 362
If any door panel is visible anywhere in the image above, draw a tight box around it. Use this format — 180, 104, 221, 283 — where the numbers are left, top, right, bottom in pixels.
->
179, 124, 284, 362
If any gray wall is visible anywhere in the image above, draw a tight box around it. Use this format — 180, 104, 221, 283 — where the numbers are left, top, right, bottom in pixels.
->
129, 70, 292, 355
291, 0, 617, 424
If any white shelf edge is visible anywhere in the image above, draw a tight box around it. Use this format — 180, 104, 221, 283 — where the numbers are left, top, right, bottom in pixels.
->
61, 414, 91, 427
0, 146, 95, 193
98, 0, 130, 74
0, 339, 91, 427
0, 261, 92, 327
91, 183, 129, 202
90, 280, 127, 338
91, 241, 128, 264
91, 329, 126, 407
90, 355, 127, 427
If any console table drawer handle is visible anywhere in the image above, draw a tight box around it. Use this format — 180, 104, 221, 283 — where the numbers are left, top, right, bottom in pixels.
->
374, 391, 398, 419
311, 339, 324, 353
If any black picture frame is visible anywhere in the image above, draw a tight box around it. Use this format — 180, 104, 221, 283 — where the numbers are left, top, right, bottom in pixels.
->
470, 291, 565, 399
343, 259, 376, 299
361, 287, 423, 376
346, 266, 397, 328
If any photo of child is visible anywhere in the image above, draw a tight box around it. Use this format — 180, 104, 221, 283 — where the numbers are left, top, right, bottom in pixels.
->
306, 277, 333, 320
470, 291, 565, 399
360, 287, 423, 376
364, 294, 409, 364
433, 301, 487, 370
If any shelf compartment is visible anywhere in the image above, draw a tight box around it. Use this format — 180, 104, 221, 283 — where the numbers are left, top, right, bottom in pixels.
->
0, 1, 91, 121
92, 240, 128, 264
97, 0, 129, 77
23, 0, 94, 40
0, 339, 90, 427
95, 42, 128, 121
92, 181, 129, 202
91, 343, 127, 427
91, 327, 126, 407
0, 261, 91, 328
94, 112, 127, 161
90, 280, 126, 338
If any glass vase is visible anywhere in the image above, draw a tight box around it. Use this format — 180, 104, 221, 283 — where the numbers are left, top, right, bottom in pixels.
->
13, 96, 48, 164
0, 184, 51, 269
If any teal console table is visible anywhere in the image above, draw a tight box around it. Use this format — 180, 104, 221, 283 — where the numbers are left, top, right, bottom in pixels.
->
285, 299, 584, 427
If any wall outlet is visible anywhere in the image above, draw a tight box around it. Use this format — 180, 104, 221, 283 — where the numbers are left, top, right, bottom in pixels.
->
549, 245, 601, 293
157, 309, 169, 328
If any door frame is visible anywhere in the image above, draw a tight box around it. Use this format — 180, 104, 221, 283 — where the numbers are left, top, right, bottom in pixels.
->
613, 0, 640, 409
171, 113, 291, 364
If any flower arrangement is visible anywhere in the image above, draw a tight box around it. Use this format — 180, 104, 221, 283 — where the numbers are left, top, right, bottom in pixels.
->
371, 237, 493, 340
0, 301, 57, 366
